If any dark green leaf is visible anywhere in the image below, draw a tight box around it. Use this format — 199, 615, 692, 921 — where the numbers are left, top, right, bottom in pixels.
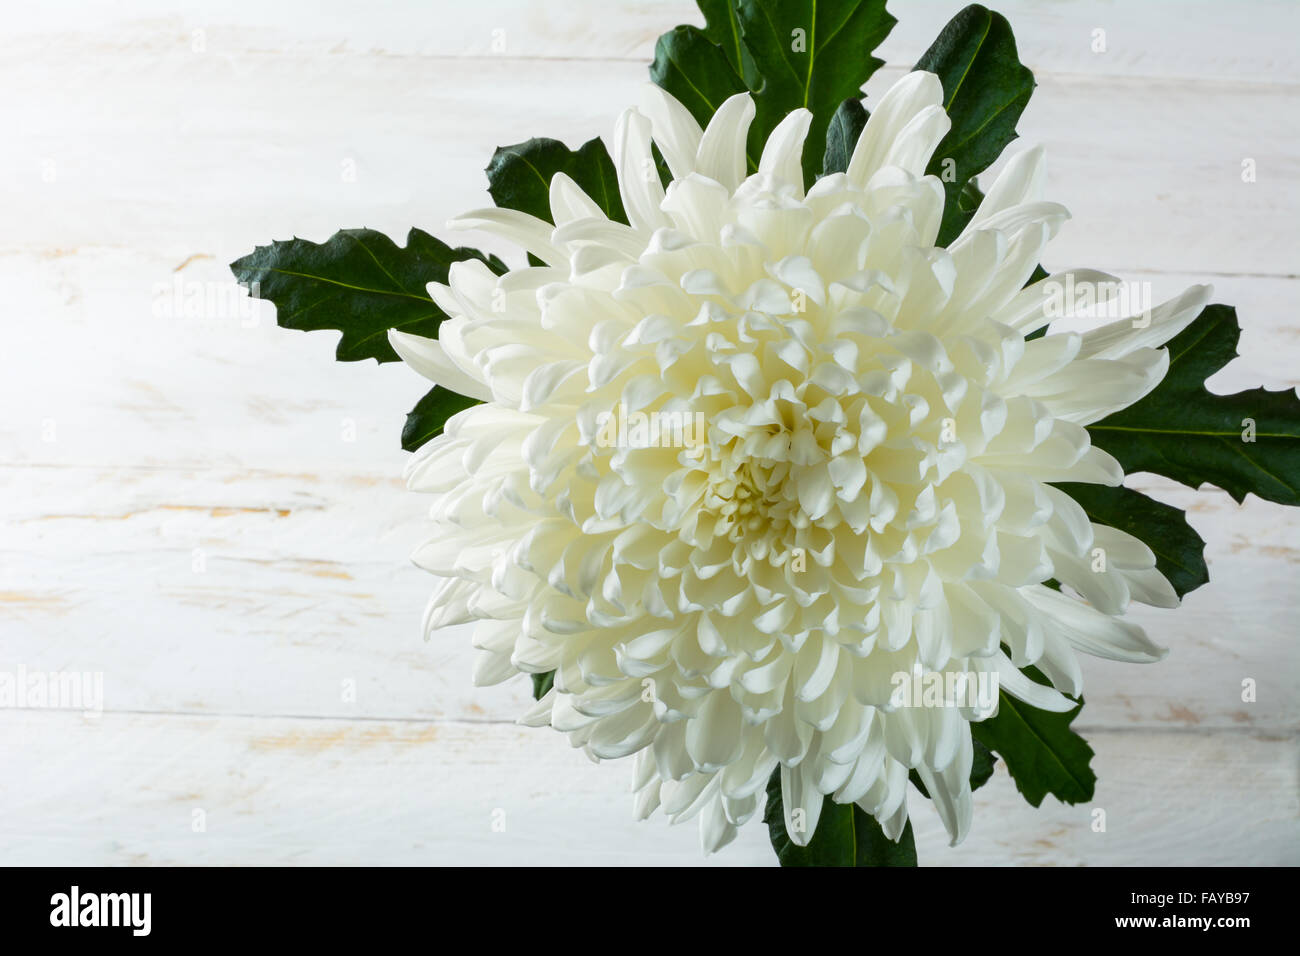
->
1023, 264, 1051, 338
737, 0, 896, 186
486, 137, 627, 225
956, 177, 986, 219
917, 4, 1035, 246
230, 228, 503, 364
531, 671, 555, 700
698, 0, 758, 87
649, 25, 753, 168
401, 386, 480, 452
1088, 304, 1300, 506
909, 738, 997, 798
970, 667, 1095, 807
969, 738, 997, 790
821, 98, 869, 177
763, 768, 917, 866
1053, 483, 1209, 598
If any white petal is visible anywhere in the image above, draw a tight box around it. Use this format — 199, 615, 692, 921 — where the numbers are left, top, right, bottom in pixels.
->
389, 329, 493, 401
959, 145, 1047, 238
638, 83, 704, 180
613, 107, 671, 233
549, 171, 606, 224
992, 268, 1123, 335
1123, 566, 1181, 608
882, 104, 951, 176
1076, 284, 1213, 361
758, 108, 813, 194
847, 70, 945, 187
447, 207, 565, 266
779, 762, 823, 847
990, 652, 1077, 712
1023, 585, 1168, 662
700, 792, 739, 854
695, 93, 755, 190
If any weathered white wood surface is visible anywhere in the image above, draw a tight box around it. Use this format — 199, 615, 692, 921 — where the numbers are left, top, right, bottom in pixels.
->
1, 713, 1293, 865
2, 0, 1297, 865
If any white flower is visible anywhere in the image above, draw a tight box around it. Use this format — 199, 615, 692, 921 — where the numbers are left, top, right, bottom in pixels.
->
390, 71, 1210, 853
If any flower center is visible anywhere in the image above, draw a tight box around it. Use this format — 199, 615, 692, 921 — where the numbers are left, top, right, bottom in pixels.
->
706, 459, 794, 541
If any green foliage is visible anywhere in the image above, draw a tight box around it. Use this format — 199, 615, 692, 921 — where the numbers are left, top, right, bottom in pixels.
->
650, 25, 750, 156
763, 769, 917, 866
230, 228, 502, 364
917, 4, 1035, 245
402, 387, 480, 452
736, 0, 896, 185
531, 671, 555, 700
1055, 483, 1209, 597
1089, 305, 1300, 506
821, 98, 869, 177
970, 668, 1096, 808
652, 0, 895, 185
486, 136, 627, 224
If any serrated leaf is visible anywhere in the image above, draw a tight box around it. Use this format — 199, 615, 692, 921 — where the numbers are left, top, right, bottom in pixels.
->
230, 228, 503, 364
698, 0, 758, 87
821, 98, 869, 177
1088, 304, 1300, 506
531, 671, 555, 700
910, 738, 997, 798
1053, 482, 1209, 598
402, 386, 480, 452
763, 768, 917, 866
917, 4, 1035, 246
737, 0, 896, 186
486, 137, 627, 225
970, 668, 1095, 807
649, 25, 754, 167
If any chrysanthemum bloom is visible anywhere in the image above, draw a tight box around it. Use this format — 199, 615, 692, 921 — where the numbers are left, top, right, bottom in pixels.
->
391, 71, 1210, 852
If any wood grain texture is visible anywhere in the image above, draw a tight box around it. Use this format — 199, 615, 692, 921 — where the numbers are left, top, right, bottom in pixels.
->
0, 712, 1293, 866
7, 1, 1297, 80
5, 59, 1295, 276
2, 0, 1297, 865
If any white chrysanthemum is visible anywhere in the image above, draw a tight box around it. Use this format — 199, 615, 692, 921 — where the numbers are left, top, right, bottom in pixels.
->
391, 71, 1210, 853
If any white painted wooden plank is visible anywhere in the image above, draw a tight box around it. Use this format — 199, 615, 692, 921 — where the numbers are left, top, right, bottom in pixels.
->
8, 1, 1298, 81
3, 61, 1295, 276
3, 463, 1297, 729
0, 248, 421, 474
0, 712, 1292, 865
